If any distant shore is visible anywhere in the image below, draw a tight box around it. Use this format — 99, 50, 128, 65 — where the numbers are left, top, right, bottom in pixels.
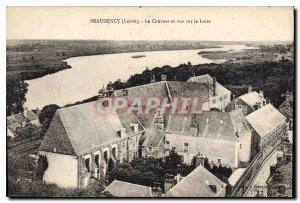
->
7, 40, 223, 80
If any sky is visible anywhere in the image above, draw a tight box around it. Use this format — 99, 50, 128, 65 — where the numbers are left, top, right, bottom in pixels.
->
7, 7, 294, 41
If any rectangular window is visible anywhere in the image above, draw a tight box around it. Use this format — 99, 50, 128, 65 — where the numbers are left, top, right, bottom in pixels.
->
95, 154, 99, 168
148, 147, 152, 152
85, 158, 90, 172
218, 158, 221, 163
184, 143, 189, 152
180, 155, 185, 163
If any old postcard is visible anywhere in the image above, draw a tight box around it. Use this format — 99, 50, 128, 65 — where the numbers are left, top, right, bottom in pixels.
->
6, 7, 294, 198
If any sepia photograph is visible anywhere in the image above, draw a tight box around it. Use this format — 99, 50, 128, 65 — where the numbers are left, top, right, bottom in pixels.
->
6, 6, 295, 198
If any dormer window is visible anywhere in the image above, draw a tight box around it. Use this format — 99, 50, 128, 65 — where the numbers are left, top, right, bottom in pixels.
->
118, 128, 126, 138
130, 123, 139, 133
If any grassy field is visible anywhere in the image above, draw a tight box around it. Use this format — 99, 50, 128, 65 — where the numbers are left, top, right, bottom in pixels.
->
7, 40, 226, 80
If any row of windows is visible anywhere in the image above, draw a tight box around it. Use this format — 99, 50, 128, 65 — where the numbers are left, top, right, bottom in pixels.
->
122, 136, 139, 149
212, 94, 229, 104
165, 141, 189, 151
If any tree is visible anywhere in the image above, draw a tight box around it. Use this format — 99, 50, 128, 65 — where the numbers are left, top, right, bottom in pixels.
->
39, 104, 60, 137
6, 76, 28, 115
165, 149, 181, 169
14, 123, 40, 142
109, 163, 141, 184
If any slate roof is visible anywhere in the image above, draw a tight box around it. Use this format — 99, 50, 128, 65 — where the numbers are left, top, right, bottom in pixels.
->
228, 168, 246, 186
245, 104, 286, 138
38, 101, 144, 156
167, 81, 209, 102
165, 164, 226, 197
187, 74, 231, 96
27, 110, 39, 121
7, 110, 39, 133
115, 81, 169, 105
104, 180, 152, 197
115, 81, 210, 107
238, 91, 265, 110
164, 109, 249, 141
142, 128, 165, 147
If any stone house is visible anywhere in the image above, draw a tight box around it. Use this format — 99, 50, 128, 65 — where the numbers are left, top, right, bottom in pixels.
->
229, 86, 267, 116
163, 109, 252, 168
38, 100, 144, 189
187, 74, 231, 111
7, 108, 40, 138
245, 104, 287, 158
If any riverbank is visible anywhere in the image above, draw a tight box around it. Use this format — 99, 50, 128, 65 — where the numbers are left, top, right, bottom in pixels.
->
7, 40, 222, 80
200, 44, 294, 64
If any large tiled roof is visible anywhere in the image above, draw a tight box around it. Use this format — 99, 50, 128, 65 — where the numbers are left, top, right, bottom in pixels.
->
165, 164, 226, 197
104, 180, 152, 197
245, 104, 286, 138
38, 101, 144, 156
238, 91, 265, 110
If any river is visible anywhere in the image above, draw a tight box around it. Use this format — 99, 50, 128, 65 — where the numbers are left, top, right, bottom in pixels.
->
24, 45, 257, 109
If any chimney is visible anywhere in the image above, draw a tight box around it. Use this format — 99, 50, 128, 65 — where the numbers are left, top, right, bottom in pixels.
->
164, 174, 174, 193
130, 123, 139, 133
286, 91, 291, 101
24, 108, 28, 119
161, 74, 167, 81
213, 77, 217, 96
154, 113, 164, 132
206, 81, 210, 98
175, 173, 181, 184
195, 153, 205, 167
122, 89, 128, 97
152, 182, 162, 197
233, 95, 236, 109
118, 128, 126, 139
248, 85, 252, 93
259, 90, 264, 98
151, 75, 156, 83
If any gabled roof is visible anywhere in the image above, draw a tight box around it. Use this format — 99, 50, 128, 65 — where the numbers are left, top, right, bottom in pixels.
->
245, 104, 286, 138
142, 128, 165, 148
104, 180, 152, 197
7, 110, 38, 125
187, 74, 231, 96
27, 110, 39, 121
38, 101, 144, 156
167, 81, 209, 102
229, 109, 252, 137
238, 91, 265, 110
14, 113, 27, 123
165, 165, 226, 197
